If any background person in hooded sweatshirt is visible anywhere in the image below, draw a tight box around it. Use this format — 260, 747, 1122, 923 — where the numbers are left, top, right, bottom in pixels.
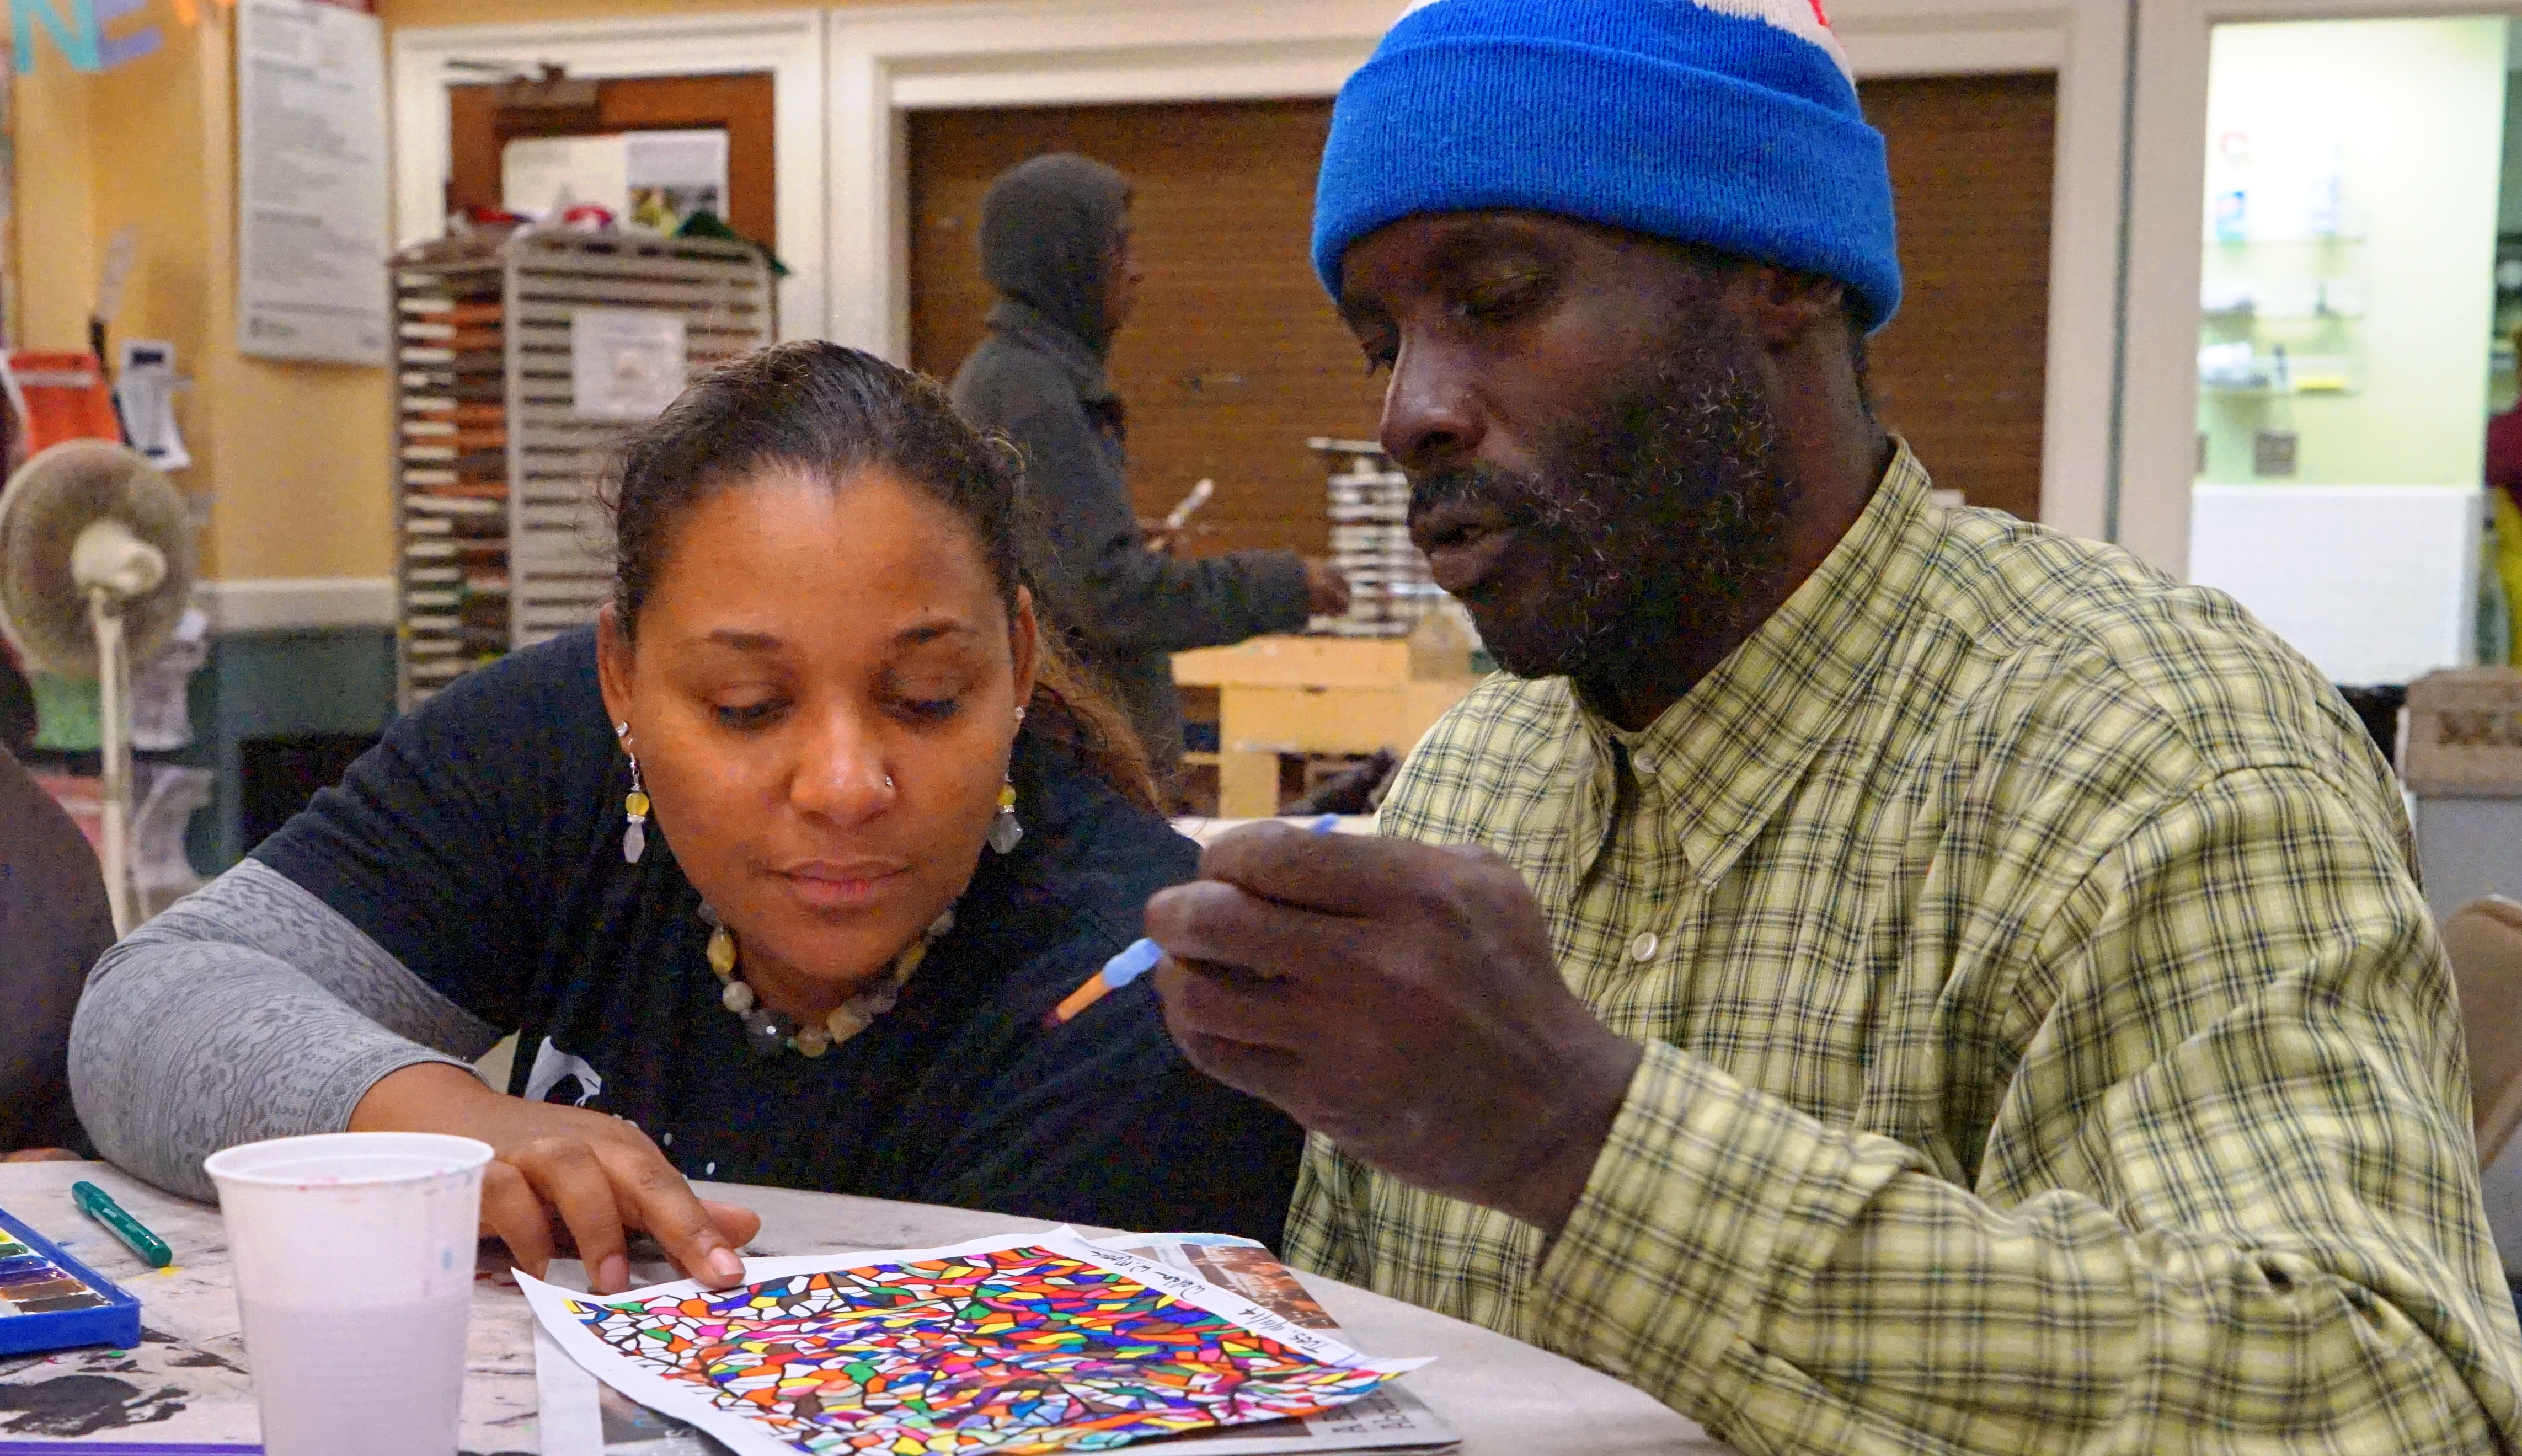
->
950, 153, 1350, 780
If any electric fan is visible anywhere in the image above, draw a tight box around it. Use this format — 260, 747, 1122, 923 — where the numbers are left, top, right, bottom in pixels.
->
0, 440, 195, 933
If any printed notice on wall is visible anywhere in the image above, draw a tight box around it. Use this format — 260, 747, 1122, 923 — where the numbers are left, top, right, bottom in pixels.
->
503, 130, 728, 236
571, 309, 688, 422
236, 0, 391, 365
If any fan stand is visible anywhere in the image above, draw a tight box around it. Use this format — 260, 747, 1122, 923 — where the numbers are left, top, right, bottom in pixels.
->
66, 513, 169, 938
89, 586, 135, 936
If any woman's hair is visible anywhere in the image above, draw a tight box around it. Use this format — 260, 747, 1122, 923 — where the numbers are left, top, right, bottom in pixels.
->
601, 340, 1157, 811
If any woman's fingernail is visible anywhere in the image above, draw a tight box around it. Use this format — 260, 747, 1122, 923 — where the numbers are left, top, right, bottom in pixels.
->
599, 1253, 628, 1292
709, 1248, 745, 1283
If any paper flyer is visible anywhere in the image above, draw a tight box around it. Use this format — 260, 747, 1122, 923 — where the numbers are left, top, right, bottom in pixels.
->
234, 0, 391, 365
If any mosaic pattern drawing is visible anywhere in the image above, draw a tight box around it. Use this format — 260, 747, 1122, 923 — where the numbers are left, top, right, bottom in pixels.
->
558, 1244, 1410, 1454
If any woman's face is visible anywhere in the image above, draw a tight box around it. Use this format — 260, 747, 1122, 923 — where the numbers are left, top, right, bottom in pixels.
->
597, 465, 1036, 1009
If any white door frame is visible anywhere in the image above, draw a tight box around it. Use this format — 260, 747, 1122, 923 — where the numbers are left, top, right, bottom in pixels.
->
1835, 0, 2132, 540
827, 0, 2130, 538
2119, 0, 2514, 577
387, 10, 830, 342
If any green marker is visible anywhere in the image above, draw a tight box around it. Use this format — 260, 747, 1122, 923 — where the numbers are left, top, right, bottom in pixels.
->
72, 1181, 172, 1268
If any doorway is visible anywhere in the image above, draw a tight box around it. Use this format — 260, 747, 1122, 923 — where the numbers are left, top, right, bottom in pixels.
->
2176, 17, 2507, 693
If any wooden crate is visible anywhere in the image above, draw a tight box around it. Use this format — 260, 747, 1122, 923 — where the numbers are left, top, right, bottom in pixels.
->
2403, 668, 2522, 796
1172, 631, 1478, 816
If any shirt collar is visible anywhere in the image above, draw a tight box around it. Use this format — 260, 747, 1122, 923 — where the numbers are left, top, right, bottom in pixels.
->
986, 297, 1116, 403
1567, 442, 1940, 891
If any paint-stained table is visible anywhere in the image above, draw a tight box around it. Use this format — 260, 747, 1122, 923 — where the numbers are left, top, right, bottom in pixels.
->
0, 1162, 1726, 1453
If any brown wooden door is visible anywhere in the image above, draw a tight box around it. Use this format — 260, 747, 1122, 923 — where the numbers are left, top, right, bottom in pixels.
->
909, 100, 1379, 559
1859, 72, 2058, 522
446, 73, 778, 251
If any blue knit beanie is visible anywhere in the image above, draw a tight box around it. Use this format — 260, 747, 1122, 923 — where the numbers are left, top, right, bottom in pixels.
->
1313, 0, 1901, 330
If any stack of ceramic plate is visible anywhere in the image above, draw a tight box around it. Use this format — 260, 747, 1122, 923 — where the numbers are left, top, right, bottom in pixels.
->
1308, 436, 1438, 636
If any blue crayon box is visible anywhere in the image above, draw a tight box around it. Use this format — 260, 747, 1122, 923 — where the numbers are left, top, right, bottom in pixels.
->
0, 1204, 143, 1355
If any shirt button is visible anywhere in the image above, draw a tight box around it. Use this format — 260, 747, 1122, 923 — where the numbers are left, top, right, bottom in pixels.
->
1629, 930, 1659, 962
1634, 753, 1657, 775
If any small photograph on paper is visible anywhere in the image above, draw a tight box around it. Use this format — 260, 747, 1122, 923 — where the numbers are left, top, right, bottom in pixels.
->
626, 130, 729, 234
571, 309, 688, 423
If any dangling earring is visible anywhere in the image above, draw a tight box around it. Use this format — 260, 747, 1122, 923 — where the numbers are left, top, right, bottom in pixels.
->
987, 705, 1027, 855
616, 722, 650, 864
987, 780, 1023, 854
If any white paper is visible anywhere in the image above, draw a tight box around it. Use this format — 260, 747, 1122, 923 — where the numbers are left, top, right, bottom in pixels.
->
505, 135, 632, 222
572, 309, 688, 422
235, 0, 391, 365
114, 338, 190, 471
521, 1227, 1433, 1456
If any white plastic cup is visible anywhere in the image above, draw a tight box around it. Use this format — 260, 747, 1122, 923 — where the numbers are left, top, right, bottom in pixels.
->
204, 1132, 494, 1456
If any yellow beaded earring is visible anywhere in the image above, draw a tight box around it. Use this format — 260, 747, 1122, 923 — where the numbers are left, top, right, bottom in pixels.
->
615, 721, 650, 864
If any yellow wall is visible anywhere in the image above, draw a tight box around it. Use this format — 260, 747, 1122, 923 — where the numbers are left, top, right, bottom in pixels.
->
16, 51, 98, 352
13, 0, 1002, 588
13, 9, 394, 582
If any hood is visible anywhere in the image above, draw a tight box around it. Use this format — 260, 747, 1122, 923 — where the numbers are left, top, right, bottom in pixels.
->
979, 153, 1131, 358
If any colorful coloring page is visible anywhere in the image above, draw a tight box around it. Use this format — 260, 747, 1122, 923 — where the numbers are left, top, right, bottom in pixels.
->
519, 1228, 1431, 1456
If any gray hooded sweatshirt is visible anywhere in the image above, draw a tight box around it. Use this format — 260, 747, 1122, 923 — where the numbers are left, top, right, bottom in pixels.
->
948, 153, 1311, 776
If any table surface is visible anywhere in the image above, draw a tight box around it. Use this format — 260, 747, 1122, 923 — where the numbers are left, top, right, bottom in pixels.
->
0, 1163, 1725, 1454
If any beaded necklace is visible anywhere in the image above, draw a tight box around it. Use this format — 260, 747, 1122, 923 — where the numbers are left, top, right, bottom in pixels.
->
699, 903, 956, 1059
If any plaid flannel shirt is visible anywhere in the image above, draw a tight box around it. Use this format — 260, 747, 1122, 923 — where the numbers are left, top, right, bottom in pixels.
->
1286, 446, 2522, 1453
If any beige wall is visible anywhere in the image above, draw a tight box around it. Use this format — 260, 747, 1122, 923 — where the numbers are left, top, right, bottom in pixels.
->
14, 11, 394, 582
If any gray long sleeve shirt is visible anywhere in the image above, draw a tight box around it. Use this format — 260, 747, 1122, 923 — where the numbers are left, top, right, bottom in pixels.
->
950, 299, 1311, 770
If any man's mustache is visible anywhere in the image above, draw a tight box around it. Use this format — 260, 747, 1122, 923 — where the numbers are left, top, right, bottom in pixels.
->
1406, 463, 1545, 532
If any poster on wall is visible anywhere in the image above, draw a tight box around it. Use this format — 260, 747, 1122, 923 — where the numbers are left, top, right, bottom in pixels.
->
502, 130, 729, 235
235, 0, 391, 365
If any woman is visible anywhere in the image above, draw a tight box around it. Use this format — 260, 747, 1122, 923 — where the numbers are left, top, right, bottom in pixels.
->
70, 343, 1301, 1294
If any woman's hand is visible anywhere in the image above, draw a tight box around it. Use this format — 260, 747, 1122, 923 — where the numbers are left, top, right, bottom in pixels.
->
350, 1063, 761, 1294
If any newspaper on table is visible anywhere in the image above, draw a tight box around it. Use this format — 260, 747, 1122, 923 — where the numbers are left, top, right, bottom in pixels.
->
532, 1231, 1457, 1455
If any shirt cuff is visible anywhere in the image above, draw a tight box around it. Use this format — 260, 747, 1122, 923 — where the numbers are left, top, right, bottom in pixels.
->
1530, 1040, 1922, 1417
1248, 550, 1316, 634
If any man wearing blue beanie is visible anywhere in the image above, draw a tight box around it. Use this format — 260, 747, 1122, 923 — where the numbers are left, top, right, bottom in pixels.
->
1145, 1, 2522, 1450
